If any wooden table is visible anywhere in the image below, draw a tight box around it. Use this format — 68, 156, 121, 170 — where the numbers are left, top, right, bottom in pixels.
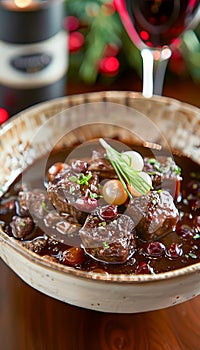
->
1, 71, 200, 349
1, 260, 200, 350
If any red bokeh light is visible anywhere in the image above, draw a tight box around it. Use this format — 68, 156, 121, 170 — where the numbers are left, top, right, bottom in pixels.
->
0, 108, 9, 124
99, 56, 119, 75
69, 31, 84, 52
140, 30, 149, 41
146, 41, 153, 47
64, 16, 80, 32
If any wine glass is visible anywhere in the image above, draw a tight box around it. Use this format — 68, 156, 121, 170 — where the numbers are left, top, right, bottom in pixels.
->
114, 0, 200, 97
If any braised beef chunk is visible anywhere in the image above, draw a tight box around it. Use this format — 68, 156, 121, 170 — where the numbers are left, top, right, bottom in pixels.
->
127, 190, 179, 242
87, 150, 116, 179
10, 215, 34, 239
47, 166, 100, 223
143, 157, 182, 199
43, 210, 80, 239
18, 189, 51, 219
79, 205, 136, 264
44, 210, 78, 227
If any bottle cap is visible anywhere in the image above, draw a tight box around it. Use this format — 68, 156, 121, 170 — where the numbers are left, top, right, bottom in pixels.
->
0, 0, 65, 44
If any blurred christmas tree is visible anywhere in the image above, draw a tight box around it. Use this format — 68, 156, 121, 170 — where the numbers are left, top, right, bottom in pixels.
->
64, 0, 200, 85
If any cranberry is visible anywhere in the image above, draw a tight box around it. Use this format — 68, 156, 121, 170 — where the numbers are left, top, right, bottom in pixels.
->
71, 160, 88, 173
176, 225, 194, 239
62, 247, 85, 266
10, 215, 33, 239
99, 205, 118, 220
144, 241, 166, 258
75, 196, 98, 212
166, 243, 183, 258
135, 261, 151, 274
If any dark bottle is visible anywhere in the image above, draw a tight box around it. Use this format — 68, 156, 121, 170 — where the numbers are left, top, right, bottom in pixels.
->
0, 0, 68, 117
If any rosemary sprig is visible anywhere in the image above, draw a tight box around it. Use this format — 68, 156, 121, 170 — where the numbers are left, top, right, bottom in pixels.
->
99, 138, 152, 198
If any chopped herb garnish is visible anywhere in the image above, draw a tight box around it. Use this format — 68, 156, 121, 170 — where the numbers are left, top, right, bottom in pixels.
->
69, 176, 78, 183
147, 157, 181, 176
69, 185, 75, 194
41, 201, 49, 213
147, 158, 158, 165
99, 139, 152, 197
172, 164, 182, 176
186, 252, 198, 259
69, 172, 92, 186
78, 172, 92, 185
20, 221, 26, 227
147, 158, 161, 172
102, 241, 110, 249
90, 192, 99, 199
193, 233, 200, 240
98, 221, 107, 227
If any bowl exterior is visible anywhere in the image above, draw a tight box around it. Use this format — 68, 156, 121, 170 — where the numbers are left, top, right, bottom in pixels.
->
1, 234, 200, 313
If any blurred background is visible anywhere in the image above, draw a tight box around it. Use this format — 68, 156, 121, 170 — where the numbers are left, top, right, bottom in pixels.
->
0, 0, 200, 123
65, 0, 200, 82
64, 0, 200, 101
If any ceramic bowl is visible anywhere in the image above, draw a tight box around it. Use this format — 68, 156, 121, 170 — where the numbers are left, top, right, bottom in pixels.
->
0, 91, 200, 313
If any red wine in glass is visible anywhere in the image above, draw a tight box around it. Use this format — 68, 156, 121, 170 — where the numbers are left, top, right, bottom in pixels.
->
114, 0, 200, 96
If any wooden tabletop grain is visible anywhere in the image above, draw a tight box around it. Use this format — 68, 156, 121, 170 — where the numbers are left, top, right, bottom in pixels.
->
1, 72, 200, 350
1, 259, 200, 350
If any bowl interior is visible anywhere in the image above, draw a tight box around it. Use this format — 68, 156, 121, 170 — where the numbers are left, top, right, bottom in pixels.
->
1, 91, 200, 284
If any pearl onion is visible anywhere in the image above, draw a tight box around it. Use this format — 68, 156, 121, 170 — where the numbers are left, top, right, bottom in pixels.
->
128, 172, 152, 197
102, 179, 128, 205
122, 151, 144, 171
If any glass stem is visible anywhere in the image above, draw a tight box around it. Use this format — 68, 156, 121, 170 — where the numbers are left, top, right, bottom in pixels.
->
141, 48, 154, 98
141, 47, 172, 97
154, 58, 169, 96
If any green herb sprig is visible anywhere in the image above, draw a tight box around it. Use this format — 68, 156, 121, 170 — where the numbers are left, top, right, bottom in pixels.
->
99, 139, 152, 197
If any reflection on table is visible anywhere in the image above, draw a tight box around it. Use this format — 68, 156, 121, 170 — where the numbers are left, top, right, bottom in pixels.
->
1, 259, 200, 350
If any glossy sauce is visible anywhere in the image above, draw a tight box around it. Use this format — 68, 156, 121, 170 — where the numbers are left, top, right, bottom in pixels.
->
0, 145, 200, 275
